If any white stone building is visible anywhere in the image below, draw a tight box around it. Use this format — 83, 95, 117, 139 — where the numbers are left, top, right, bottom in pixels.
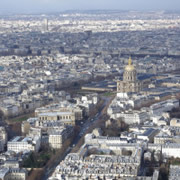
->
111, 110, 149, 124
48, 126, 74, 149
150, 99, 179, 116
0, 167, 27, 180
7, 136, 41, 153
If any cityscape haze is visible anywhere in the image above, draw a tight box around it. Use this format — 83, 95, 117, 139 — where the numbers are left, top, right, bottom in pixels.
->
0, 0, 180, 180
1, 0, 180, 14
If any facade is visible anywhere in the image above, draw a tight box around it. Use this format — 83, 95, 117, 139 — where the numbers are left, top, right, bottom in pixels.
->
149, 143, 180, 158
7, 136, 41, 153
48, 126, 74, 149
110, 110, 149, 124
154, 136, 173, 144
0, 167, 27, 180
21, 121, 31, 135
38, 112, 76, 126
170, 118, 180, 127
4, 168, 27, 180
21, 118, 38, 135
137, 128, 159, 143
0, 105, 19, 118
150, 99, 179, 116
4, 160, 19, 169
117, 57, 142, 93
28, 127, 42, 138
35, 104, 83, 121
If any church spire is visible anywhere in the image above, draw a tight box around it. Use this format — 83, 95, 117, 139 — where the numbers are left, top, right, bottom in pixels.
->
128, 56, 132, 65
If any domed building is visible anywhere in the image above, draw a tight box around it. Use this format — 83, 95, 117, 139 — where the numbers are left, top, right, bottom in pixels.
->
117, 57, 142, 93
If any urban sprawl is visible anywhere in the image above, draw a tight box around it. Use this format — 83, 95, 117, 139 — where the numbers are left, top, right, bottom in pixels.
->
0, 11, 179, 180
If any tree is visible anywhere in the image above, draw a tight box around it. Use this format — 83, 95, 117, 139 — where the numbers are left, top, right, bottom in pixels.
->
158, 163, 169, 180
102, 118, 129, 137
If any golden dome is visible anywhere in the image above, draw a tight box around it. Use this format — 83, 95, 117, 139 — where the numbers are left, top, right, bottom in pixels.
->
125, 57, 135, 71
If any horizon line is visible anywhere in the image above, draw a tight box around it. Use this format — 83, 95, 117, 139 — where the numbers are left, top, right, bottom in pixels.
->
1, 9, 180, 16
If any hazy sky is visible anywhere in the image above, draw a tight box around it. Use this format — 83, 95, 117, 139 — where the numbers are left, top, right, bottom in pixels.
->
1, 0, 180, 14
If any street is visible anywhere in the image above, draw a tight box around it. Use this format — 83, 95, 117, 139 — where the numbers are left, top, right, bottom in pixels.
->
43, 95, 112, 180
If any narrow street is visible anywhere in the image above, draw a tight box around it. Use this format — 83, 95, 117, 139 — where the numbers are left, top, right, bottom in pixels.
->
42, 95, 113, 180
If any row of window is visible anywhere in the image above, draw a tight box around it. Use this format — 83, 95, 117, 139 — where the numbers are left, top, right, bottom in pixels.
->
40, 115, 72, 121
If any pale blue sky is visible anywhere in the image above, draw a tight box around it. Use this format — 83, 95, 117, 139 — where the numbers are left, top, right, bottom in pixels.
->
0, 0, 180, 14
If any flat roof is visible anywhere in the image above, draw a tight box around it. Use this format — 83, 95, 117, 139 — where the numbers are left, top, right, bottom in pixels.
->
39, 112, 73, 116
143, 128, 156, 136
12, 136, 21, 142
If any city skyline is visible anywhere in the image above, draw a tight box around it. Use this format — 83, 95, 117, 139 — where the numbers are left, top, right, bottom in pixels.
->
0, 6, 180, 179
1, 0, 180, 14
